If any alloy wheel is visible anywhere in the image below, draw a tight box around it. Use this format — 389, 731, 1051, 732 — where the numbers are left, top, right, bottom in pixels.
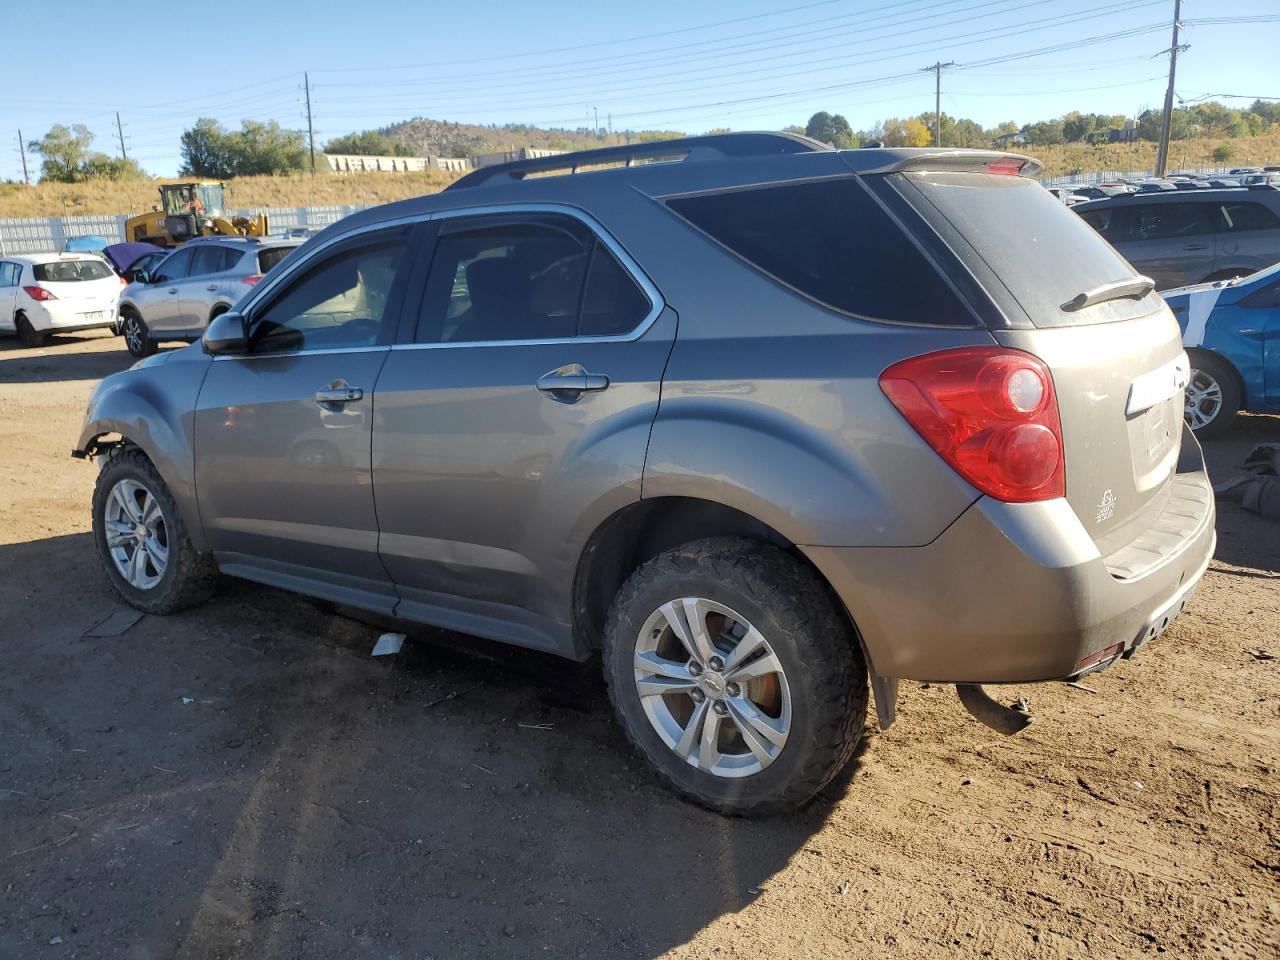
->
1184, 369, 1223, 431
633, 597, 791, 778
122, 316, 144, 355
102, 478, 168, 590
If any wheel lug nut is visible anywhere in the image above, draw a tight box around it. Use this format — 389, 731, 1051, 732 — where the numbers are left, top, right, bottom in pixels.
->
690, 688, 706, 703
725, 682, 740, 698
708, 656, 724, 672
688, 661, 703, 676
712, 701, 729, 716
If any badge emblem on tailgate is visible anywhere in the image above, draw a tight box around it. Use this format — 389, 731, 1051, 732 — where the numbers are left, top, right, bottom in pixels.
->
1096, 488, 1117, 524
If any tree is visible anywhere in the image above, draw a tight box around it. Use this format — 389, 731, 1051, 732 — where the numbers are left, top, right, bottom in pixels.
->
878, 117, 932, 147
1212, 143, 1235, 162
181, 118, 307, 178
1021, 119, 1065, 146
323, 130, 413, 156
829, 114, 855, 148
27, 124, 145, 182
805, 111, 835, 142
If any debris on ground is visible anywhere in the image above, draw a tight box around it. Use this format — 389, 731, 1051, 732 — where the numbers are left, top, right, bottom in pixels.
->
371, 632, 406, 656
82, 610, 143, 638
1214, 443, 1280, 521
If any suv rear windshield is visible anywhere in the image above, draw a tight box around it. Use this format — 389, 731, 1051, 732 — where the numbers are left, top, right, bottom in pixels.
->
32, 259, 114, 282
898, 172, 1150, 326
667, 177, 973, 326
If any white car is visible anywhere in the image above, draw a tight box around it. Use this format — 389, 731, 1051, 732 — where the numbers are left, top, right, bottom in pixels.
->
0, 252, 124, 347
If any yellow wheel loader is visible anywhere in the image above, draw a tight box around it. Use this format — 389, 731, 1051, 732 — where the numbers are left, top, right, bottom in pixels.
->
125, 182, 270, 248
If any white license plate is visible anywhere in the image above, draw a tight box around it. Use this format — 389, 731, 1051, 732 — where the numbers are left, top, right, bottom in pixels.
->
81, 310, 108, 323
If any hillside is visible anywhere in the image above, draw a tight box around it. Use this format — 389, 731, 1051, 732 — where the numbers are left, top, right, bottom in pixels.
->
377, 118, 685, 157
3, 130, 1279, 219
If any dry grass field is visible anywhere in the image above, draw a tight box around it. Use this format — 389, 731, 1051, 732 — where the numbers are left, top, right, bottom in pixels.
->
3, 131, 1279, 218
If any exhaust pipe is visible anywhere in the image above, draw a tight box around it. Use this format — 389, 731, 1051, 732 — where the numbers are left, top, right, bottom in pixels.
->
956, 683, 1033, 735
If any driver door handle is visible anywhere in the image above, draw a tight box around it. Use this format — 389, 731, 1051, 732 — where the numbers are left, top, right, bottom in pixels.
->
314, 385, 364, 405
167, 287, 178, 294
536, 366, 609, 399
206, 284, 218, 291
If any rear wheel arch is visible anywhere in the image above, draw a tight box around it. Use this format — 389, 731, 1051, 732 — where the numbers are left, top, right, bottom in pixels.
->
208, 303, 230, 324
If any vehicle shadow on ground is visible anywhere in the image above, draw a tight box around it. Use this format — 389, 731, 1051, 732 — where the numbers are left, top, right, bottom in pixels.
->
0, 532, 865, 959
0, 338, 172, 385
1200, 415, 1280, 574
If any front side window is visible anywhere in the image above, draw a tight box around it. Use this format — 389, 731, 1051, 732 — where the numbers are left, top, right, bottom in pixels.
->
155, 248, 194, 282
32, 259, 114, 282
251, 230, 407, 353
415, 213, 652, 345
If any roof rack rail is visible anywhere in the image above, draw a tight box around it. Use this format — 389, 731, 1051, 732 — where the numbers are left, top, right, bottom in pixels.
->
445, 132, 831, 191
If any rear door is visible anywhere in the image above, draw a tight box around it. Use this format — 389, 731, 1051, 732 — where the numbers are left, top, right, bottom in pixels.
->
372, 209, 673, 649
1212, 198, 1280, 277
896, 171, 1189, 558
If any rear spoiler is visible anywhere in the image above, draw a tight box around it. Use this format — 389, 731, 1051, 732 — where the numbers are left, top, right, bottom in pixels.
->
860, 150, 1043, 178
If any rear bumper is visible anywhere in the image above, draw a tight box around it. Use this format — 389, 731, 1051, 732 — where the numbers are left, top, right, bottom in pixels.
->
29, 302, 117, 332
803, 432, 1216, 684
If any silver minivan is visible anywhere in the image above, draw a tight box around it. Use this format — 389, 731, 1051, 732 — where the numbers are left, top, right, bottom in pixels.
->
77, 137, 1216, 815
118, 237, 301, 357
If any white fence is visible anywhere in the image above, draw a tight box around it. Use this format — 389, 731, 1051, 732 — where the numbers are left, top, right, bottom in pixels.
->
1041, 166, 1233, 188
0, 205, 367, 256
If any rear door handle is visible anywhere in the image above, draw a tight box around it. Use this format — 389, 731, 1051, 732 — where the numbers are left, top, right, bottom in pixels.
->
314, 385, 364, 405
536, 366, 609, 399
1182, 244, 1209, 251
206, 284, 218, 292
167, 287, 178, 294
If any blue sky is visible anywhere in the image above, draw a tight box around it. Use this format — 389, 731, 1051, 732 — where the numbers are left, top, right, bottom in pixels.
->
3, 0, 1276, 180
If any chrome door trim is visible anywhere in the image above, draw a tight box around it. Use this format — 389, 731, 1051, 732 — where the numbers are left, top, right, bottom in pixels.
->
212, 345, 390, 362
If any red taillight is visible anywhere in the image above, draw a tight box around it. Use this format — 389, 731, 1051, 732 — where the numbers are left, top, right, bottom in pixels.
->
23, 285, 57, 301
240, 274, 263, 286
986, 157, 1026, 176
119, 276, 127, 286
879, 346, 1065, 502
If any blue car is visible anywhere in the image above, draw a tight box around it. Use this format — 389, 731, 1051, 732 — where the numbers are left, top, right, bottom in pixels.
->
1164, 263, 1280, 437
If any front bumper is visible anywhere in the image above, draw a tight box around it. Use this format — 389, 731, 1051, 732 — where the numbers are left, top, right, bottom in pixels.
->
803, 435, 1216, 684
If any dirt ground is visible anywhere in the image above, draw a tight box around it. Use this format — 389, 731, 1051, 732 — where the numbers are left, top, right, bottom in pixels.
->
1, 331, 1276, 960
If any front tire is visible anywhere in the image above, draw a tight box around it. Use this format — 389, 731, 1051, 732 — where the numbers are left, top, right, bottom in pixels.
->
92, 447, 217, 614
120, 310, 156, 358
1184, 352, 1241, 439
16, 314, 46, 348
603, 538, 867, 816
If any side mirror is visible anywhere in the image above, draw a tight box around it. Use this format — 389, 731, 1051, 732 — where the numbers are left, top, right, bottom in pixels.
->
133, 270, 151, 284
203, 311, 249, 356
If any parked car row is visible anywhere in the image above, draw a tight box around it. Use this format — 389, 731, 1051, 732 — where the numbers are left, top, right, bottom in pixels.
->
1, 236, 302, 353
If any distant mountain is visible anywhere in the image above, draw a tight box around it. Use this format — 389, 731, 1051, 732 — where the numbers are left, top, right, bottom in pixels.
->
375, 118, 687, 158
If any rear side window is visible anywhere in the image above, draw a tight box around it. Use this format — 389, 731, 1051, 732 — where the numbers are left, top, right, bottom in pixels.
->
190, 245, 239, 276
0, 262, 18, 286
32, 259, 113, 282
667, 178, 970, 325
1217, 201, 1280, 232
1117, 202, 1215, 242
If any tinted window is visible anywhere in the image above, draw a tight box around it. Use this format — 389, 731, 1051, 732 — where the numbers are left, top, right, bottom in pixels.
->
1217, 202, 1280, 233
579, 246, 651, 337
257, 247, 295, 274
902, 172, 1145, 327
668, 177, 970, 325
155, 248, 194, 282
32, 259, 114, 282
417, 215, 593, 344
1077, 207, 1115, 235
252, 231, 407, 353
0, 263, 18, 286
1116, 202, 1215, 242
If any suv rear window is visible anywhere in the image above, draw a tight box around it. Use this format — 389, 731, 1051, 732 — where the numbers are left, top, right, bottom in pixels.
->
899, 172, 1147, 326
666, 177, 972, 325
32, 259, 113, 282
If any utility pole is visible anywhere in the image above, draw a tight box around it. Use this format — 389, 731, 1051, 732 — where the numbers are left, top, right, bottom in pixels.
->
18, 129, 30, 185
1154, 0, 1186, 178
304, 72, 316, 175
593, 106, 599, 135
920, 61, 956, 146
608, 113, 613, 136
115, 112, 128, 161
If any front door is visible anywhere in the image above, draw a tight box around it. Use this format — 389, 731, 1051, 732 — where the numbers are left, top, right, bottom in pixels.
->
1114, 201, 1217, 289
177, 244, 238, 337
193, 224, 418, 612
138, 246, 193, 337
372, 210, 673, 651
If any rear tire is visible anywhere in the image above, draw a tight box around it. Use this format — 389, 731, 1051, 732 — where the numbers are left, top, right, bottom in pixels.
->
603, 537, 867, 816
16, 314, 46, 348
120, 310, 155, 358
1184, 352, 1241, 439
92, 447, 217, 614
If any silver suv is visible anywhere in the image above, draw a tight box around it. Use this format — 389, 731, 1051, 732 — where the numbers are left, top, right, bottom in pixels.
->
118, 236, 302, 357
76, 136, 1216, 815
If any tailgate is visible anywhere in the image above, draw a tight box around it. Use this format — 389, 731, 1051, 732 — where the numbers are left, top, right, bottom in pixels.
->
992, 311, 1187, 548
